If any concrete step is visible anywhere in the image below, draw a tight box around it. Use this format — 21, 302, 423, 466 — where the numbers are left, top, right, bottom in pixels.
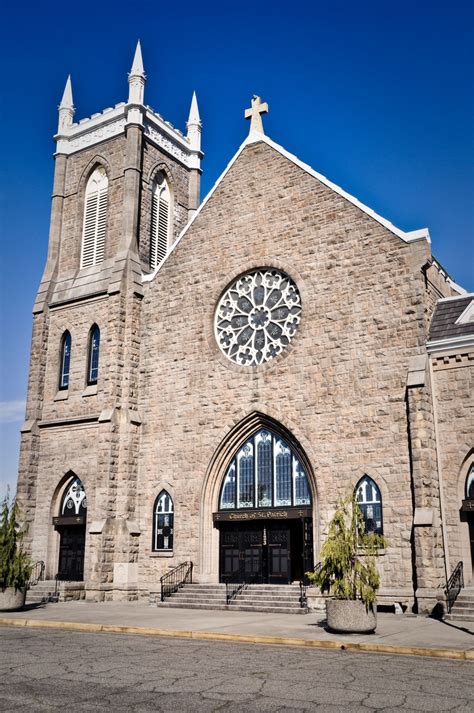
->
158, 601, 308, 614
445, 613, 474, 623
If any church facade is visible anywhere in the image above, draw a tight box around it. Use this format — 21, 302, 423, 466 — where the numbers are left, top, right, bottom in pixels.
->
17, 44, 474, 614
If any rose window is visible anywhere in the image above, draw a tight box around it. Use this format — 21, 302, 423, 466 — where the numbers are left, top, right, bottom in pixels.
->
215, 269, 302, 366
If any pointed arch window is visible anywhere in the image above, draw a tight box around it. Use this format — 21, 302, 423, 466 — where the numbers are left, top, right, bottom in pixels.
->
153, 491, 174, 551
61, 476, 87, 517
87, 325, 100, 385
150, 173, 171, 269
59, 331, 72, 390
219, 428, 312, 510
81, 167, 108, 268
355, 476, 383, 535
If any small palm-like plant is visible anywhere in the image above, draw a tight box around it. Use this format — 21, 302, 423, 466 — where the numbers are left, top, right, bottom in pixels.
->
0, 496, 32, 592
307, 496, 386, 609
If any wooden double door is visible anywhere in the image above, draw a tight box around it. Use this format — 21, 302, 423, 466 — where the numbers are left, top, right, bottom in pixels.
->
57, 525, 85, 581
219, 519, 311, 584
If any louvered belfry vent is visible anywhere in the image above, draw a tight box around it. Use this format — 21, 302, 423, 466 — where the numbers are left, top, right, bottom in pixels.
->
150, 173, 171, 269
80, 167, 108, 269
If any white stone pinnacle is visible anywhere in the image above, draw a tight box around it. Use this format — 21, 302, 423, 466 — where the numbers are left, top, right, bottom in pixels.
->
187, 91, 201, 126
128, 40, 146, 105
59, 75, 74, 109
58, 75, 75, 132
130, 40, 145, 78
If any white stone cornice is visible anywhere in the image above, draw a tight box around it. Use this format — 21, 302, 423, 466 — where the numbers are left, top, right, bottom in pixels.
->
426, 334, 474, 353
143, 109, 203, 170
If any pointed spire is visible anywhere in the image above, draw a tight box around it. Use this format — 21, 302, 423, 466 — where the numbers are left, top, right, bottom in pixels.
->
128, 40, 146, 104
58, 75, 75, 132
187, 91, 201, 126
186, 91, 202, 151
130, 40, 145, 77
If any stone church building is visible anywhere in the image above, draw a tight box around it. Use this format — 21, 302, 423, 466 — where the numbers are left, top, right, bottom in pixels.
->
17, 43, 473, 614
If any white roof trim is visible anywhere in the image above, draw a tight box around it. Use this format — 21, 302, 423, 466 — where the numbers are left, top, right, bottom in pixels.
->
142, 130, 431, 284
437, 292, 474, 303
455, 299, 474, 324
427, 334, 474, 353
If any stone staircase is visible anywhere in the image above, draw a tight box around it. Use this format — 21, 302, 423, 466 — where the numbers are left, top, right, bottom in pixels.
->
155, 583, 309, 614
25, 580, 59, 605
445, 587, 474, 624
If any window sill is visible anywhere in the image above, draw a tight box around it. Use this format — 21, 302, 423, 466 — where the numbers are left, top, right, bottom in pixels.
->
82, 384, 98, 397
54, 390, 69, 401
150, 551, 174, 558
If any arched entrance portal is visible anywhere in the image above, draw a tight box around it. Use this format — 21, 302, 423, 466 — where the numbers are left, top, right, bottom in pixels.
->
214, 428, 313, 584
53, 477, 87, 581
462, 465, 474, 579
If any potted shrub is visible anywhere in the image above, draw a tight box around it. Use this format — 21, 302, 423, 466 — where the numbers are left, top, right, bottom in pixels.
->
0, 496, 32, 611
307, 495, 386, 633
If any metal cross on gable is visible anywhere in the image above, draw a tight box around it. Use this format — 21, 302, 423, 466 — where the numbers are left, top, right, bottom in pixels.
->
245, 95, 268, 134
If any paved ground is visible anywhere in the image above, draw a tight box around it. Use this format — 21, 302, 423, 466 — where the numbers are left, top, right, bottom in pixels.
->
1, 600, 473, 653
0, 625, 473, 712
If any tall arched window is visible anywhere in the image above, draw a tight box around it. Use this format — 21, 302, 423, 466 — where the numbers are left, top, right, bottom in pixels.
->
87, 325, 100, 385
81, 167, 108, 268
59, 331, 71, 390
355, 476, 383, 535
219, 428, 311, 510
153, 491, 174, 551
150, 173, 171, 269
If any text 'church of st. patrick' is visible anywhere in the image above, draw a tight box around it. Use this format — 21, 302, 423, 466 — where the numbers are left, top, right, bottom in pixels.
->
17, 43, 474, 615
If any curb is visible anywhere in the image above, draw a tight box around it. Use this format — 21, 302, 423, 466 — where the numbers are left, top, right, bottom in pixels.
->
1, 617, 473, 660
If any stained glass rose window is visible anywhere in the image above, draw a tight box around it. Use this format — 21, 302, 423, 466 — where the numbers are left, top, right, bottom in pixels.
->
215, 269, 302, 366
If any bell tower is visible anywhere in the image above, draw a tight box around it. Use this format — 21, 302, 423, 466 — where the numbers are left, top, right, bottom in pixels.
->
17, 42, 203, 599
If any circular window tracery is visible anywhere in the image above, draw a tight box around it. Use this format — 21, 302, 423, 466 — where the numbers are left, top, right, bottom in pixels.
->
215, 269, 302, 366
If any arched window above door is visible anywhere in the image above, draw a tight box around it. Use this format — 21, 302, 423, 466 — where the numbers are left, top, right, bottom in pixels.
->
219, 428, 311, 510
61, 477, 87, 516
355, 475, 383, 535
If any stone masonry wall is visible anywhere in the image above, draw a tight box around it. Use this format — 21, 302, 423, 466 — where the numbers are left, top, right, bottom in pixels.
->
136, 140, 435, 598
432, 352, 474, 581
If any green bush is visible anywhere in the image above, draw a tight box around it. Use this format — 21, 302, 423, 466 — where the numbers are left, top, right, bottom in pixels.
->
0, 496, 32, 591
307, 496, 387, 608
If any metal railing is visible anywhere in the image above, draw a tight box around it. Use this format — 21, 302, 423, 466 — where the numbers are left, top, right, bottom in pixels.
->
299, 579, 307, 608
224, 571, 248, 605
28, 560, 45, 587
160, 561, 193, 602
445, 561, 464, 614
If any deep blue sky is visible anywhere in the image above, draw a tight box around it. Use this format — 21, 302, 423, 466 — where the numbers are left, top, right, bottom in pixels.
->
1, 0, 473, 497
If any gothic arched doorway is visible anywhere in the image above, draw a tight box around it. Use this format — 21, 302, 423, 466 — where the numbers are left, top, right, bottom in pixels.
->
214, 427, 313, 584
53, 477, 87, 581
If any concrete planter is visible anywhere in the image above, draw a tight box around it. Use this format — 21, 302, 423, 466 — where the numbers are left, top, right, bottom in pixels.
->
0, 586, 27, 612
326, 598, 377, 633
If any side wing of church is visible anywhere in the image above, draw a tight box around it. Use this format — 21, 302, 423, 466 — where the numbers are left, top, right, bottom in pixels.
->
17, 44, 473, 614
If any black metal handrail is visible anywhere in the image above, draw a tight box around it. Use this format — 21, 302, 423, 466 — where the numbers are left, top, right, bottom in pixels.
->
28, 560, 45, 587
445, 561, 464, 614
160, 561, 193, 602
224, 571, 247, 605
299, 579, 307, 608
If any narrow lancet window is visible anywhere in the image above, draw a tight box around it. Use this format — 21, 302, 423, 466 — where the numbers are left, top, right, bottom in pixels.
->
81, 167, 108, 268
59, 331, 71, 390
150, 173, 171, 269
153, 491, 174, 551
355, 476, 383, 535
87, 325, 100, 385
